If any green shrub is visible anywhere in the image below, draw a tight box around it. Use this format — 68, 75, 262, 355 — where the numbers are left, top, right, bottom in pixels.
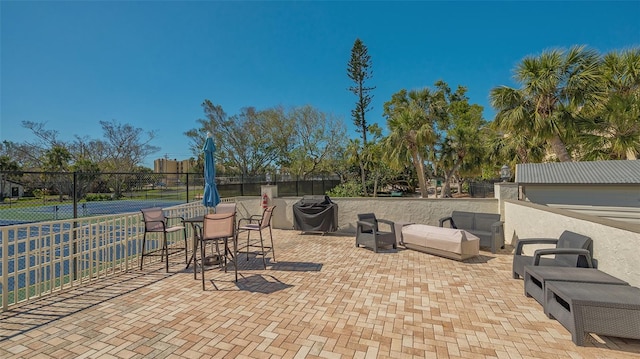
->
326, 181, 364, 197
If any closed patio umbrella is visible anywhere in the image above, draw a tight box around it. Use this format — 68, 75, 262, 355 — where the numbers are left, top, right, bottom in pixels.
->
202, 132, 221, 211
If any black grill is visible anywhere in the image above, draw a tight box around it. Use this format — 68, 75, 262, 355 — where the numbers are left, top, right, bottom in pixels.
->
293, 195, 338, 233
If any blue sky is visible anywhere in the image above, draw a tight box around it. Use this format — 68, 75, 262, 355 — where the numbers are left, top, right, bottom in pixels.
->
2, 1, 639, 168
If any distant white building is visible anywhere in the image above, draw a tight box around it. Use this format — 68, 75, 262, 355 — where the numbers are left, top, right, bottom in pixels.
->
1, 178, 24, 199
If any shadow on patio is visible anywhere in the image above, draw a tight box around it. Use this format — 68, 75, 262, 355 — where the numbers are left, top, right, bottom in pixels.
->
1, 229, 639, 358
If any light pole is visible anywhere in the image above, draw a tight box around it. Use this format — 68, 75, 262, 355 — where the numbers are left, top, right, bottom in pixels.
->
500, 164, 511, 182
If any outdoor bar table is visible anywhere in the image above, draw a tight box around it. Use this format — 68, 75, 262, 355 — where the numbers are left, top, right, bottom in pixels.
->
183, 215, 204, 269
523, 266, 629, 306
544, 281, 640, 346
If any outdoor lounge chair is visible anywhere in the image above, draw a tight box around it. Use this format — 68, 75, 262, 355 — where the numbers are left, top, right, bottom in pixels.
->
512, 230, 594, 279
356, 213, 397, 253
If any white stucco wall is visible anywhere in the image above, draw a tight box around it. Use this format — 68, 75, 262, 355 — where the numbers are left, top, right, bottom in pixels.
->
234, 196, 499, 233
505, 200, 640, 288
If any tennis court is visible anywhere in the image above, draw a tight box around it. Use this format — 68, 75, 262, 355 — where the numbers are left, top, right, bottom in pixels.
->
0, 199, 185, 226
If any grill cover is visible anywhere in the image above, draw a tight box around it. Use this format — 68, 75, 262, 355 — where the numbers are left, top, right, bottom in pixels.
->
293, 195, 338, 233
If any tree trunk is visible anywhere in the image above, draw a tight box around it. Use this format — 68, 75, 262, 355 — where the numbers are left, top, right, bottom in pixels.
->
440, 162, 461, 198
372, 172, 378, 197
412, 150, 428, 198
550, 134, 572, 162
359, 160, 367, 196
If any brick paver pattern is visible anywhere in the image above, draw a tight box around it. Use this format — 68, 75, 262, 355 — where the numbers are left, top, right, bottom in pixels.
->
1, 229, 639, 358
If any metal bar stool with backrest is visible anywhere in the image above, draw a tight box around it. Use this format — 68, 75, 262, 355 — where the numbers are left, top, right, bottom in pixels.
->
195, 211, 238, 290
199, 202, 238, 270
140, 207, 188, 272
237, 206, 276, 269
202, 202, 237, 262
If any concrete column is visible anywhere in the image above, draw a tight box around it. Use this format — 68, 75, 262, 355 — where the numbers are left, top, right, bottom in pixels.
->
261, 185, 290, 229
494, 182, 519, 219
260, 185, 278, 203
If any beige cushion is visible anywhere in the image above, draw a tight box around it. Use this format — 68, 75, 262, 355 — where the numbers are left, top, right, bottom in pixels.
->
402, 224, 479, 255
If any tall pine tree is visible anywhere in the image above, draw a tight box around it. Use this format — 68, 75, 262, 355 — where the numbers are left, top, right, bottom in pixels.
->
347, 38, 375, 145
347, 38, 375, 195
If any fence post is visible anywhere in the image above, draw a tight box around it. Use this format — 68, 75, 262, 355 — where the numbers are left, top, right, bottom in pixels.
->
73, 172, 78, 219
185, 172, 190, 203
241, 174, 245, 196
2, 227, 8, 310
72, 172, 78, 281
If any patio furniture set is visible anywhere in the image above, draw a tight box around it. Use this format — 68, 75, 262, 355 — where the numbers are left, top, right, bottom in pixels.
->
355, 212, 640, 347
514, 230, 640, 346
141, 206, 640, 345
356, 210, 504, 258
140, 204, 276, 290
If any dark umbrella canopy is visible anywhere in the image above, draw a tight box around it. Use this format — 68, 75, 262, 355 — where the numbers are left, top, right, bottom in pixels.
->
202, 133, 221, 209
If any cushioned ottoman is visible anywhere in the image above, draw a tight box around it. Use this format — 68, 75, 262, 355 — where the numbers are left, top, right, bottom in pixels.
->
401, 224, 479, 261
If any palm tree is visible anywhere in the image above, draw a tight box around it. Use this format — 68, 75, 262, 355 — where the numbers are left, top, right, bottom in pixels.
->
491, 45, 603, 162
383, 88, 439, 198
345, 139, 366, 196
486, 127, 546, 166
435, 87, 487, 198
580, 48, 640, 160
359, 124, 385, 197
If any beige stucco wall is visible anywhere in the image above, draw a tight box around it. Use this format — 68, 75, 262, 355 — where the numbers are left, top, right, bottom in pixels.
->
504, 200, 640, 288
234, 196, 499, 233
494, 182, 519, 218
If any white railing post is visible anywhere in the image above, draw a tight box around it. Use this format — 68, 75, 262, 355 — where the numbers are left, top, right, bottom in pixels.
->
2, 227, 8, 311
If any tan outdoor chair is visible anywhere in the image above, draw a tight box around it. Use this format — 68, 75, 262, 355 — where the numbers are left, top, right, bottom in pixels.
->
237, 206, 276, 269
215, 202, 237, 215
140, 207, 188, 272
195, 212, 238, 290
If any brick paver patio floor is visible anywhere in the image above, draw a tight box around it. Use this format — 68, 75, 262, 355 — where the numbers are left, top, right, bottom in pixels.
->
1, 229, 639, 358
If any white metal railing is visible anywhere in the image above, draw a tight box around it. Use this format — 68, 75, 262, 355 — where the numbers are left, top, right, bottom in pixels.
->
0, 199, 235, 311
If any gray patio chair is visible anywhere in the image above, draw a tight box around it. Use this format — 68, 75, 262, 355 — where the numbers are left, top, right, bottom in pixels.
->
356, 213, 397, 253
512, 230, 594, 279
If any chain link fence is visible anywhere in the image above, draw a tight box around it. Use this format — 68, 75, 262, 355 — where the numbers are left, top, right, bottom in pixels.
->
0, 171, 341, 225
